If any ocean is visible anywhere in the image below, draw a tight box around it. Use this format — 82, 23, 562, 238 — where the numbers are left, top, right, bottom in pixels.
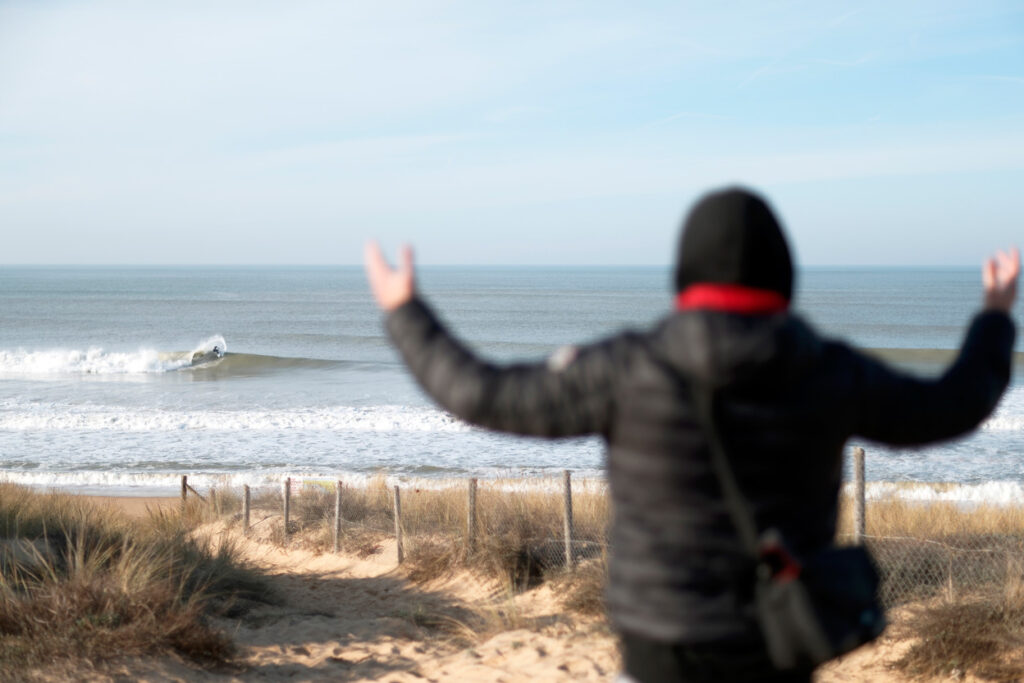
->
0, 265, 1021, 500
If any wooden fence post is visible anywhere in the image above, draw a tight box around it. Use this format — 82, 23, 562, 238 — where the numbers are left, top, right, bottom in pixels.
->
210, 487, 217, 515
467, 478, 478, 555
563, 470, 574, 570
283, 477, 291, 540
947, 552, 955, 601
180, 475, 187, 511
243, 484, 251, 532
334, 480, 343, 553
393, 485, 404, 565
853, 447, 866, 544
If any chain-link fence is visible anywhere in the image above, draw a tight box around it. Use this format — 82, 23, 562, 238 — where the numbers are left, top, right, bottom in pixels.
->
865, 533, 1024, 608
833, 448, 1024, 613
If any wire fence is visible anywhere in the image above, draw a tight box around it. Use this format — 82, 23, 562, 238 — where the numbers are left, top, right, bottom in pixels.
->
864, 534, 1024, 608
187, 472, 608, 584
183, 451, 1024, 611
831, 447, 1024, 613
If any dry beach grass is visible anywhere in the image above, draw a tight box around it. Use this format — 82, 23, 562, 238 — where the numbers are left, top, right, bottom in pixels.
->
2, 480, 1024, 680
210, 475, 609, 594
0, 483, 270, 680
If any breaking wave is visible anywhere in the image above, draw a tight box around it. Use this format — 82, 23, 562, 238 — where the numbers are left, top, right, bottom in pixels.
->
0, 336, 226, 375
0, 335, 346, 378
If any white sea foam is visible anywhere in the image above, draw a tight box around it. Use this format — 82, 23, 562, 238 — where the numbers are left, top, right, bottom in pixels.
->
0, 403, 471, 433
845, 481, 1024, 507
3, 470, 1018, 504
5, 393, 1020, 436
0, 469, 608, 496
0, 335, 226, 376
979, 416, 1024, 431
0, 347, 187, 375
978, 387, 1024, 431
0, 470, 375, 494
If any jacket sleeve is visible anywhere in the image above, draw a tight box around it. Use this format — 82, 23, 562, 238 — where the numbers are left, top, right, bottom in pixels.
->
851, 310, 1015, 445
385, 297, 618, 438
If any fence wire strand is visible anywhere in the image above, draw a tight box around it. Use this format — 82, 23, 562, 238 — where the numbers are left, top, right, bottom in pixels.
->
192, 470, 1024, 626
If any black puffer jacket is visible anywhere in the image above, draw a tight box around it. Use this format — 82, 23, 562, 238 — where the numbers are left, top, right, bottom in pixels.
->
387, 298, 1014, 644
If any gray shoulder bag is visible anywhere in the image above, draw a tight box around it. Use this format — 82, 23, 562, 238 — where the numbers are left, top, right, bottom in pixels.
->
690, 384, 886, 670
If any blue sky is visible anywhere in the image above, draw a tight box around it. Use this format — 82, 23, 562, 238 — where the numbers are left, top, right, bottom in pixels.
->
1, 1, 1022, 265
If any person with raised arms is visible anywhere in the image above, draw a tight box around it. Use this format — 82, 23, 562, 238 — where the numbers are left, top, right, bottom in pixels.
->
365, 187, 1018, 682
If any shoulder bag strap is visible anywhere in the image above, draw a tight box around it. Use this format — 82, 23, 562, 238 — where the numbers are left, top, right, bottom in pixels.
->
689, 383, 761, 558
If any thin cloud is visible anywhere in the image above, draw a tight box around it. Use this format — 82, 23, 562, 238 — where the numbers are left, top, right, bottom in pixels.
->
641, 111, 734, 130
737, 60, 779, 89
816, 52, 879, 67
828, 8, 864, 28
483, 106, 548, 124
737, 59, 810, 88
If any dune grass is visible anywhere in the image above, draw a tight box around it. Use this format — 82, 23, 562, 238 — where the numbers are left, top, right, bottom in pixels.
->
837, 489, 1024, 539
0, 484, 270, 675
199, 475, 1024, 680
215, 475, 610, 615
891, 591, 1024, 681
245, 476, 609, 590
223, 478, 1024, 590
833, 489, 1024, 679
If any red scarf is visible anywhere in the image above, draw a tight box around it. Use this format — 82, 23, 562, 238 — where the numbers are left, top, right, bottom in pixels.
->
675, 283, 789, 315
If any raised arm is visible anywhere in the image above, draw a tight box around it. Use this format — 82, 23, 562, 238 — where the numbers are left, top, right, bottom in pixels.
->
852, 248, 1018, 445
364, 241, 617, 437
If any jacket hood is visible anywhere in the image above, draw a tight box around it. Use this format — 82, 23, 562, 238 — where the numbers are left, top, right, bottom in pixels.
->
674, 187, 794, 301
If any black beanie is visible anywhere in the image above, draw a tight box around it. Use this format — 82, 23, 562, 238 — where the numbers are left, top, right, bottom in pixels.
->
673, 187, 793, 300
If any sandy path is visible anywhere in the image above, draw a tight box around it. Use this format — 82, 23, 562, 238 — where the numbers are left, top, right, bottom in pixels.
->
212, 530, 619, 682
54, 497, 957, 682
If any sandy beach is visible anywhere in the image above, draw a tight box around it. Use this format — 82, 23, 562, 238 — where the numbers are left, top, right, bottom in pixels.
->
16, 495, 965, 682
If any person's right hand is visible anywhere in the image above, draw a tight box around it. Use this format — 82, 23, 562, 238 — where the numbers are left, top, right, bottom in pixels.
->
364, 241, 416, 312
983, 247, 1020, 313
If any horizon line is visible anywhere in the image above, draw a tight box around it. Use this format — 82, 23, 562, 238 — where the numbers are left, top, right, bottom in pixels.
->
0, 262, 982, 269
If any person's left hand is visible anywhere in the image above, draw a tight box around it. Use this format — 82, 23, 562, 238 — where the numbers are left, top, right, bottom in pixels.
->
983, 247, 1020, 314
364, 241, 415, 311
